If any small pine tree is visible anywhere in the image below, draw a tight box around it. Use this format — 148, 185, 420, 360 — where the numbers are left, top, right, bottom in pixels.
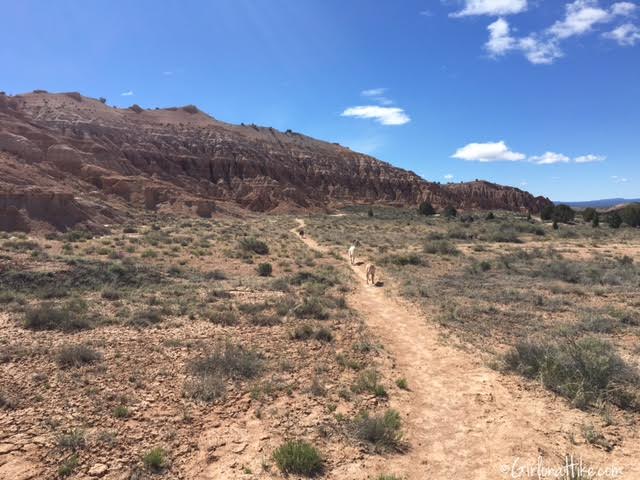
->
592, 214, 599, 228
368, 207, 374, 217
552, 220, 559, 230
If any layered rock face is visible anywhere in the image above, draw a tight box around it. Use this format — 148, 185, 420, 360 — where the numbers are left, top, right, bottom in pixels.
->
0, 91, 552, 231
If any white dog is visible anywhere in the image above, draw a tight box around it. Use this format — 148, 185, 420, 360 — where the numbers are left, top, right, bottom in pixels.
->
348, 244, 356, 265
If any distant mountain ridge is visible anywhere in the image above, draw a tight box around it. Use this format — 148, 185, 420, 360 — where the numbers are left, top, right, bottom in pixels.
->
0, 91, 552, 231
555, 198, 640, 209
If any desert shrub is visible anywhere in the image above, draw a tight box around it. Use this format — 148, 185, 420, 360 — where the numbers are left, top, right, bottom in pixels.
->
64, 92, 82, 102
291, 324, 314, 340
293, 296, 329, 320
606, 212, 622, 229
130, 309, 163, 327
143, 447, 168, 472
257, 262, 273, 276
417, 201, 435, 216
582, 208, 597, 222
485, 212, 495, 220
206, 308, 238, 326
101, 289, 121, 301
24, 300, 92, 332
62, 229, 93, 242
58, 454, 78, 477
58, 428, 86, 450
129, 104, 143, 113
99, 97, 107, 104
204, 269, 227, 280
352, 369, 387, 397
368, 207, 374, 217
314, 327, 334, 342
113, 405, 130, 418
0, 390, 18, 410
184, 372, 226, 402
423, 240, 459, 255
239, 237, 269, 255
502, 336, 639, 410
382, 253, 424, 266
395, 378, 409, 390
620, 204, 640, 227
249, 313, 281, 327
56, 344, 102, 368
273, 440, 323, 476
352, 410, 404, 451
442, 205, 457, 218
592, 214, 600, 228
190, 342, 262, 379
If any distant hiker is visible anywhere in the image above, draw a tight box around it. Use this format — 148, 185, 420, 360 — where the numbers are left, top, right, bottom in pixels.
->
366, 264, 376, 285
299, 229, 304, 237
348, 244, 356, 265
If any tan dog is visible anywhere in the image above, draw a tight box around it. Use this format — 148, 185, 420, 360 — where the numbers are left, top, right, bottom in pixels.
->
365, 264, 376, 285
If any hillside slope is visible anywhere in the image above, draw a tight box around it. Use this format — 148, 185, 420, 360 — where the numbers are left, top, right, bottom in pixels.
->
0, 91, 551, 231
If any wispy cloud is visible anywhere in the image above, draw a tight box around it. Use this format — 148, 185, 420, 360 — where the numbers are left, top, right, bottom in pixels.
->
162, 71, 174, 76
478, 1, 640, 64
451, 141, 526, 162
444, 173, 454, 180
121, 90, 134, 96
361, 88, 393, 106
452, 141, 606, 165
611, 175, 629, 183
419, 9, 433, 17
604, 23, 640, 45
341, 106, 410, 126
451, 0, 528, 17
529, 151, 571, 165
575, 154, 606, 163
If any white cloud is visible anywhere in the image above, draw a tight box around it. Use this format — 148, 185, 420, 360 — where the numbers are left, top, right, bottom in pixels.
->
575, 154, 606, 163
361, 88, 393, 106
479, 0, 639, 65
529, 151, 571, 164
451, 0, 527, 17
452, 141, 526, 162
444, 174, 455, 180
486, 18, 516, 55
341, 106, 410, 126
548, 0, 612, 39
162, 71, 173, 76
611, 2, 637, 16
121, 90, 134, 96
604, 23, 640, 45
362, 88, 386, 97
520, 181, 528, 186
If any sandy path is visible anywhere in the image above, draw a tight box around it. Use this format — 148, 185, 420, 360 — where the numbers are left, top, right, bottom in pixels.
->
293, 219, 640, 480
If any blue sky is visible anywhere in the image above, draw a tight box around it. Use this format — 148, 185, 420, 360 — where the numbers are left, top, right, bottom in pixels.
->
1, 0, 638, 200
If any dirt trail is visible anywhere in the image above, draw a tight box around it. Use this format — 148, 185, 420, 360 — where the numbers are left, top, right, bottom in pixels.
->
293, 219, 640, 479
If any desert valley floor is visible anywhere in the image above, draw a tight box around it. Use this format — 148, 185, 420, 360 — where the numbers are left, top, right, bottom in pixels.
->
1, 207, 639, 479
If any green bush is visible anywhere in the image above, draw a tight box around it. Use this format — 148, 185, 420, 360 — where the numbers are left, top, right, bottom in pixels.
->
24, 300, 92, 332
143, 447, 168, 472
273, 440, 323, 476
607, 212, 622, 229
293, 296, 328, 320
257, 263, 273, 276
417, 201, 435, 216
541, 204, 554, 221
56, 344, 102, 368
353, 409, 404, 451
553, 204, 576, 223
423, 240, 459, 256
239, 237, 269, 255
190, 342, 262, 379
382, 253, 424, 266
620, 204, 640, 227
582, 208, 597, 222
442, 205, 457, 218
502, 336, 639, 410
